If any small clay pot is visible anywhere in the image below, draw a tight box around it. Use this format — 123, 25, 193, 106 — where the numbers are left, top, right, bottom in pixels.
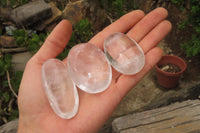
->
155, 55, 187, 88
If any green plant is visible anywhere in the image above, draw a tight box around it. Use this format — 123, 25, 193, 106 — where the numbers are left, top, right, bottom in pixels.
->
0, 29, 47, 125
0, 55, 12, 107
172, 0, 200, 57
27, 33, 47, 53
13, 29, 47, 53
10, 71, 23, 92
130, 0, 139, 10
100, 0, 139, 19
112, 0, 125, 18
13, 29, 28, 47
188, 0, 200, 34
183, 0, 200, 57
74, 19, 93, 43
8, 110, 19, 121
171, 0, 186, 10
0, 54, 12, 76
2, 92, 10, 103
0, 54, 21, 125
181, 35, 200, 57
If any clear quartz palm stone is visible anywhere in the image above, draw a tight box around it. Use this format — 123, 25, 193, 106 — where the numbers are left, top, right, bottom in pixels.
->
104, 32, 145, 75
42, 59, 79, 119
67, 43, 112, 94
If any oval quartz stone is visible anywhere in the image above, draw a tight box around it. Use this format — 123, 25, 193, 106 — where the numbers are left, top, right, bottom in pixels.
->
42, 59, 79, 119
104, 32, 145, 75
67, 43, 112, 94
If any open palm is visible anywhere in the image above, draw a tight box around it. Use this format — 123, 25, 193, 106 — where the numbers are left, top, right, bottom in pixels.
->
17, 8, 171, 133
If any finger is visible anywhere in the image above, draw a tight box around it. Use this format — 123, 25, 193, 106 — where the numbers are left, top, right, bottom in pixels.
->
116, 47, 163, 98
89, 10, 145, 50
32, 20, 72, 64
127, 7, 168, 43
140, 20, 172, 53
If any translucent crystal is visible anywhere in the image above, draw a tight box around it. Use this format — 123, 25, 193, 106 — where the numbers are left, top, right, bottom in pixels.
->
42, 59, 79, 119
104, 32, 145, 75
67, 43, 112, 94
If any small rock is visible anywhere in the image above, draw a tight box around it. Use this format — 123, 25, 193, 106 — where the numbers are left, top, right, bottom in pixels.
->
26, 30, 37, 36
46, 2, 62, 25
0, 36, 16, 48
11, 52, 34, 72
0, 119, 18, 133
161, 65, 170, 71
10, 0, 52, 26
35, 2, 62, 31
62, 0, 89, 26
62, 0, 109, 31
5, 26, 17, 36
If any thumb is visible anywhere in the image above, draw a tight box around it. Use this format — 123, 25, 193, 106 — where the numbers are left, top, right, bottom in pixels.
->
32, 20, 72, 65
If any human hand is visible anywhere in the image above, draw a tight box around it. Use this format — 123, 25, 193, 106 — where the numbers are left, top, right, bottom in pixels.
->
17, 7, 171, 133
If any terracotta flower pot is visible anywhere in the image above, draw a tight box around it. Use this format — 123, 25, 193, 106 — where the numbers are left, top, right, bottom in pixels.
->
155, 55, 187, 88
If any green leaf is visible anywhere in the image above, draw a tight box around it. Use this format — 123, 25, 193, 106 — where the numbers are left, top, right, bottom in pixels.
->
171, 0, 178, 4
39, 33, 46, 41
4, 64, 11, 71
16, 37, 25, 46
4, 54, 12, 64
13, 29, 25, 38
181, 34, 200, 57
10, 71, 23, 92
15, 71, 23, 78
8, 110, 19, 121
3, 92, 10, 103
13, 29, 28, 47
194, 26, 200, 34
27, 43, 39, 53
31, 34, 40, 43
2, 80, 9, 88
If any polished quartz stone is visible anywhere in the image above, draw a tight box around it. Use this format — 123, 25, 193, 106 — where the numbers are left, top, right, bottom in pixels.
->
42, 59, 79, 119
67, 43, 112, 94
104, 32, 145, 75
